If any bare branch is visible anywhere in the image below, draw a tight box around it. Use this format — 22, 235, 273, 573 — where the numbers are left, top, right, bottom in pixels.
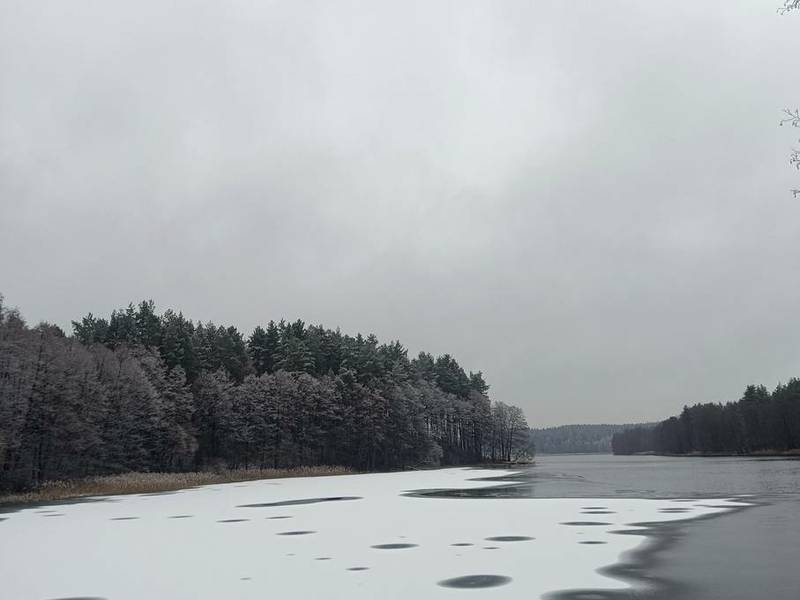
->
781, 109, 800, 196
778, 0, 800, 14
780, 108, 800, 127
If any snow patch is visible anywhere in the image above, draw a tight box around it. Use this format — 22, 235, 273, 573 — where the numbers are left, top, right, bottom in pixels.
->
0, 468, 751, 599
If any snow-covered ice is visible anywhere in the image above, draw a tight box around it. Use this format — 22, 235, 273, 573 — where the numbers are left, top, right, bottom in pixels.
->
0, 468, 751, 599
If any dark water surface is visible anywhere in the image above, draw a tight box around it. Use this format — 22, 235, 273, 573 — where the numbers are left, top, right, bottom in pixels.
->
412, 454, 800, 499
501, 455, 800, 600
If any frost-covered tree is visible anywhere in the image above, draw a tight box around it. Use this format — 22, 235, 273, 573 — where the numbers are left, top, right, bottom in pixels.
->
192, 368, 234, 467
2, 294, 534, 491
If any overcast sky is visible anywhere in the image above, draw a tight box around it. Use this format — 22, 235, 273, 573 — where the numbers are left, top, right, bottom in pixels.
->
2, 1, 799, 426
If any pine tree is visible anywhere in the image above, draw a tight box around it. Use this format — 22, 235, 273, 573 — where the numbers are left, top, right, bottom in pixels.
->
247, 326, 270, 376
159, 310, 196, 378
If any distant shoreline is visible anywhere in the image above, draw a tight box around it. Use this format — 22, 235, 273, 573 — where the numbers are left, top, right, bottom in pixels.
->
616, 450, 800, 458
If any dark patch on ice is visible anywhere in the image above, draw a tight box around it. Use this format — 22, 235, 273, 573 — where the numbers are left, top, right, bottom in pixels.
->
238, 496, 362, 508
347, 567, 369, 571
315, 557, 332, 561
0, 517, 6, 522
438, 575, 512, 589
0, 496, 118, 519
168, 514, 194, 519
545, 593, 616, 600
110, 516, 139, 520
37, 510, 59, 513
286, 553, 295, 556
483, 546, 499, 550
218, 518, 250, 523
579, 541, 607, 545
141, 491, 178, 497
450, 542, 474, 547
485, 535, 534, 542
561, 521, 611, 526
582, 506, 608, 510
43, 513, 65, 517
44, 597, 108, 600
582, 510, 615, 514
267, 515, 293, 519
659, 508, 691, 513
371, 543, 418, 550
277, 530, 316, 535
404, 486, 526, 499
240, 577, 252, 581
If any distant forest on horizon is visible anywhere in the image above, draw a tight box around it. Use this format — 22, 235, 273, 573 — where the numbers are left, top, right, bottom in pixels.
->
0, 295, 531, 492
612, 382, 800, 455
530, 423, 656, 454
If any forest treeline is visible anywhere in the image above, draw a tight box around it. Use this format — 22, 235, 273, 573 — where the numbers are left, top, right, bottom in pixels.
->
0, 296, 530, 492
530, 423, 655, 454
612, 382, 800, 455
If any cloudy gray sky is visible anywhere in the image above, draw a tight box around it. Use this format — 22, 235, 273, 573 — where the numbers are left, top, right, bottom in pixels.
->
2, 1, 799, 426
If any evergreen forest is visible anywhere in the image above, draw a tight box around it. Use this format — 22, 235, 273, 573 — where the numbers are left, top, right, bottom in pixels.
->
612, 383, 800, 455
0, 296, 530, 492
530, 423, 655, 454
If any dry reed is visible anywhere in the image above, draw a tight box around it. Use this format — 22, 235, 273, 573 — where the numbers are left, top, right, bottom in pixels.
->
0, 465, 354, 506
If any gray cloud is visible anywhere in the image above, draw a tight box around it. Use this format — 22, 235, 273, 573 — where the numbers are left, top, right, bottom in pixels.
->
2, 0, 800, 425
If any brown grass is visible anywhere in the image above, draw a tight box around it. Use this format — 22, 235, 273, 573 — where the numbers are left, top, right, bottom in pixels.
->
0, 465, 354, 507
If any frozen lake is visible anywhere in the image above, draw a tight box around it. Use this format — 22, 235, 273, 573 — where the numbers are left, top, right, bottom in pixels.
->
0, 464, 753, 600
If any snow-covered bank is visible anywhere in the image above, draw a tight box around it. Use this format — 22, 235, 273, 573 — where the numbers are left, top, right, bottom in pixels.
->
0, 468, 751, 599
